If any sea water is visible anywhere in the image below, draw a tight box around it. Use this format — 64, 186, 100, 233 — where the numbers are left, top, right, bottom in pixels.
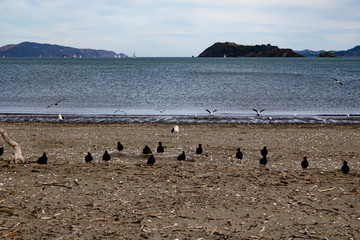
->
0, 57, 359, 123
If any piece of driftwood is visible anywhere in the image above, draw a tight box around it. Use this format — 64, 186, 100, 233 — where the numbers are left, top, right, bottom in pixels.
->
0, 128, 24, 163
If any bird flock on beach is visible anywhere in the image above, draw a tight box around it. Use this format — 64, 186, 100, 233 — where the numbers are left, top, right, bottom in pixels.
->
5, 124, 347, 176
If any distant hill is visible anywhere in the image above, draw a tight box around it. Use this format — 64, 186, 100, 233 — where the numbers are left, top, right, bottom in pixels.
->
198, 42, 304, 57
0, 42, 126, 58
318, 52, 339, 58
296, 45, 360, 57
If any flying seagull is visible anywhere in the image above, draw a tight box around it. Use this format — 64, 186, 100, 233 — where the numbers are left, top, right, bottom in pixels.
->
332, 78, 343, 86
158, 109, 166, 113
206, 109, 217, 115
47, 99, 65, 108
253, 109, 265, 116
114, 109, 127, 115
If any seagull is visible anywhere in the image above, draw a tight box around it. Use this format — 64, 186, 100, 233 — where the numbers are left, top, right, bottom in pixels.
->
261, 146, 268, 157
332, 77, 343, 86
236, 148, 243, 160
301, 156, 309, 170
58, 114, 64, 122
47, 99, 65, 108
117, 142, 124, 152
114, 109, 127, 115
253, 109, 265, 116
206, 109, 217, 115
85, 152, 93, 163
142, 145, 152, 155
102, 150, 111, 162
177, 151, 186, 161
147, 155, 156, 165
171, 125, 179, 133
196, 144, 203, 155
158, 109, 166, 113
157, 142, 164, 153
341, 161, 350, 174
37, 152, 48, 164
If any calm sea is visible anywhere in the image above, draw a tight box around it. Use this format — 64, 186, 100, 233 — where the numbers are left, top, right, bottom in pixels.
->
0, 57, 359, 123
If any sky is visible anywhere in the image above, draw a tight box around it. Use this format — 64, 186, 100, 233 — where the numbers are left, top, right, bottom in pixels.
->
1, 0, 360, 57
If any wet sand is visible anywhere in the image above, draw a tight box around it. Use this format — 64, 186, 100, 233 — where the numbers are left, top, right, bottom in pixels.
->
0, 122, 359, 239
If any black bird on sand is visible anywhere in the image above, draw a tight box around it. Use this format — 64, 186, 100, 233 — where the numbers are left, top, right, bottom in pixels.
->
0, 147, 4, 156
117, 142, 124, 151
341, 161, 350, 175
260, 156, 267, 167
142, 145, 152, 154
85, 152, 93, 163
147, 155, 156, 165
261, 146, 268, 157
177, 151, 186, 161
102, 150, 111, 162
236, 148, 243, 160
301, 156, 309, 170
37, 152, 48, 164
157, 142, 164, 153
196, 144, 203, 155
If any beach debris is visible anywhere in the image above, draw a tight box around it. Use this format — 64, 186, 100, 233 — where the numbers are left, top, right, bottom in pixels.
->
156, 142, 164, 153
236, 148, 243, 160
196, 144, 203, 155
147, 155, 155, 166
37, 152, 48, 164
0, 128, 24, 163
46, 98, 65, 108
102, 150, 111, 162
85, 152, 93, 163
301, 156, 309, 170
142, 145, 152, 155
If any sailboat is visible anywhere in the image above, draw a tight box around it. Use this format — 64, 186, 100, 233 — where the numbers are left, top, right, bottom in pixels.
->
132, 52, 136, 58
223, 54, 226, 58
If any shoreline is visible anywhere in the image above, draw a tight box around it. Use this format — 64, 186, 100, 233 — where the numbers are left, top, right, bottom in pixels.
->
1, 122, 359, 239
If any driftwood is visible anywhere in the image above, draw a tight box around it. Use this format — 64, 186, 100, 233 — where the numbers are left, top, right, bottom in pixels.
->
0, 127, 24, 163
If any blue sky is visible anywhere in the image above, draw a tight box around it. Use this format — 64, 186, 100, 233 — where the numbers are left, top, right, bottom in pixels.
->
1, 0, 359, 57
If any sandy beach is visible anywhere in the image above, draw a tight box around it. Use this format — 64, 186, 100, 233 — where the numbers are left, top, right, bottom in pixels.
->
0, 122, 359, 239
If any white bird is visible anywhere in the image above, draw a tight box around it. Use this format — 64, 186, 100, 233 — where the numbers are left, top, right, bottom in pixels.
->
58, 114, 64, 122
114, 109, 127, 115
293, 114, 297, 119
206, 109, 217, 115
158, 109, 166, 113
171, 125, 179, 133
253, 109, 265, 116
332, 77, 343, 86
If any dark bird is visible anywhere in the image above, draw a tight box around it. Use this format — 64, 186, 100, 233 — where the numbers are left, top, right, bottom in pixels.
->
37, 152, 48, 164
236, 148, 243, 160
0, 147, 4, 156
177, 151, 186, 161
117, 142, 124, 151
85, 152, 93, 163
332, 77, 343, 86
157, 142, 164, 153
206, 109, 217, 115
102, 150, 111, 162
147, 155, 156, 165
260, 156, 267, 166
301, 156, 309, 170
47, 99, 65, 108
142, 145, 152, 154
253, 109, 265, 116
261, 146, 268, 157
341, 161, 350, 174
196, 144, 203, 155
171, 125, 179, 133
114, 109, 127, 115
